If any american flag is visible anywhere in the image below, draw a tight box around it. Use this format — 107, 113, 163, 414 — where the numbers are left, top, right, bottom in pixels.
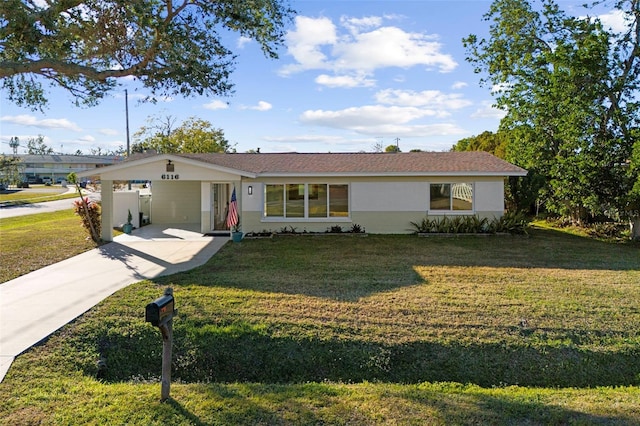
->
226, 187, 239, 229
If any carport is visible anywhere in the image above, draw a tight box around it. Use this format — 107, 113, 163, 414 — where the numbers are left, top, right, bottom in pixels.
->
78, 154, 250, 242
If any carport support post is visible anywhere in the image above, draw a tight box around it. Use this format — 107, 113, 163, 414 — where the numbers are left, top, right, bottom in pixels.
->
100, 179, 114, 241
159, 288, 174, 402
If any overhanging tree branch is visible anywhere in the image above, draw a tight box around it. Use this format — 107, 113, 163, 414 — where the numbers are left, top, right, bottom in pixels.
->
0, 0, 295, 108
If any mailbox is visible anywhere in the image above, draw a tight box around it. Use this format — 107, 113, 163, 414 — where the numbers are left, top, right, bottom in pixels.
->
145, 294, 175, 326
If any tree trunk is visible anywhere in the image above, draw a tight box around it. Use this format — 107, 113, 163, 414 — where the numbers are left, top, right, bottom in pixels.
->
630, 217, 640, 240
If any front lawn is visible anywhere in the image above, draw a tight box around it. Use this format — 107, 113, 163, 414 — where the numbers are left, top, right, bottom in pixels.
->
0, 209, 99, 283
0, 187, 77, 205
0, 231, 639, 424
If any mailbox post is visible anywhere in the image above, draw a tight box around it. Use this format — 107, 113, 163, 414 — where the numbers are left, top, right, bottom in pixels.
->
145, 287, 177, 401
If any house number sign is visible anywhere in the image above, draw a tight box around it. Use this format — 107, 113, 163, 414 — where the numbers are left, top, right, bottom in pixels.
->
161, 174, 180, 180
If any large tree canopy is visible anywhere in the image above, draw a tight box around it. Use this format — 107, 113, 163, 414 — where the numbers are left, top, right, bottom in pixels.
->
132, 115, 231, 154
464, 0, 640, 225
0, 0, 294, 108
451, 130, 508, 159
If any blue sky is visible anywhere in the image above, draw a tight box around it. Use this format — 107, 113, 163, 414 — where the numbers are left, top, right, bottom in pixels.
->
0, 1, 623, 155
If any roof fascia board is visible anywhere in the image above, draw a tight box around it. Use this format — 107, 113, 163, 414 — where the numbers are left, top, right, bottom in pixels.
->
172, 155, 257, 178
78, 154, 257, 178
256, 171, 528, 178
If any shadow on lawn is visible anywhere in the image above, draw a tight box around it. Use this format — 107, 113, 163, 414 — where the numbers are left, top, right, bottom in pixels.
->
166, 230, 639, 303
163, 382, 635, 425
95, 322, 640, 389
409, 227, 639, 271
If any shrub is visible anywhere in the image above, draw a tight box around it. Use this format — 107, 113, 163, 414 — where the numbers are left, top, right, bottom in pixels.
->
411, 213, 529, 235
489, 211, 530, 235
327, 225, 343, 233
350, 223, 365, 233
73, 197, 101, 242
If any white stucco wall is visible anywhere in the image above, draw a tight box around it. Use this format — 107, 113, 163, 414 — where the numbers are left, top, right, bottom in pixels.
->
151, 180, 201, 224
474, 180, 504, 212
351, 182, 427, 211
239, 177, 507, 234
97, 158, 240, 181
113, 191, 140, 228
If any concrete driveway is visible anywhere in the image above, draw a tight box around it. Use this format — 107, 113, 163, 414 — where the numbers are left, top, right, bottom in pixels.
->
0, 224, 228, 382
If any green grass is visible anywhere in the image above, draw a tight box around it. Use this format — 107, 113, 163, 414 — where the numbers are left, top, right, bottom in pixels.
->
0, 187, 78, 205
1, 230, 639, 424
0, 209, 99, 282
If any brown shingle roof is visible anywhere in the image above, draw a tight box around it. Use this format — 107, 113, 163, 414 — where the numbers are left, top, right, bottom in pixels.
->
176, 151, 527, 176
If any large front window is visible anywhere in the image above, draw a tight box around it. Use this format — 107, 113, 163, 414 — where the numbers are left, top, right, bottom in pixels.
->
430, 183, 473, 211
265, 184, 349, 218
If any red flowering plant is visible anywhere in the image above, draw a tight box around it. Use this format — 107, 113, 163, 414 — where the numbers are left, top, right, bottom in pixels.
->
73, 197, 101, 242
67, 171, 101, 243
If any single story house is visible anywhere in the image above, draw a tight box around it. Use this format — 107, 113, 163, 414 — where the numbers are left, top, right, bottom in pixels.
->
78, 151, 527, 241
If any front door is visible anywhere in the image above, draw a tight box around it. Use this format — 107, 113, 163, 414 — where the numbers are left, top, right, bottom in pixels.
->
211, 183, 230, 231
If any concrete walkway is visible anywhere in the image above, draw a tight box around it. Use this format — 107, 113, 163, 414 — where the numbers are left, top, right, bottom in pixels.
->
0, 225, 229, 382
0, 188, 99, 219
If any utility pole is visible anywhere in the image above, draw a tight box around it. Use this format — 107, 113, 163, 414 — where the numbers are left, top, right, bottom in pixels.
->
125, 89, 131, 157
125, 89, 131, 190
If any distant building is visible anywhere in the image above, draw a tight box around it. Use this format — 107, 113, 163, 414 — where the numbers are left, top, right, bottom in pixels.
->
17, 154, 124, 183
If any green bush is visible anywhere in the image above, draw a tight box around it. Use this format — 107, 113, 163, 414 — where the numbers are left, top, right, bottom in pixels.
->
411, 213, 529, 235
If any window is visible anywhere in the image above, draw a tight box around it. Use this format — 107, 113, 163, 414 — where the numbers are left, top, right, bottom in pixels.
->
329, 184, 349, 217
309, 184, 327, 217
265, 184, 284, 217
430, 183, 473, 211
264, 184, 349, 218
286, 184, 304, 218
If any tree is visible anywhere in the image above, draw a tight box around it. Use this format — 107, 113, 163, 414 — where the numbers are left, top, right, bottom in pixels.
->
133, 116, 231, 154
385, 144, 401, 153
464, 0, 640, 226
89, 146, 125, 156
452, 130, 545, 214
451, 131, 508, 159
1, 0, 295, 109
0, 154, 23, 186
26, 135, 53, 154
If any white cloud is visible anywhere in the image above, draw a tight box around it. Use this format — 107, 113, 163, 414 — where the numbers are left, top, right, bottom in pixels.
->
333, 26, 456, 73
315, 73, 375, 88
375, 89, 472, 110
451, 81, 468, 90
491, 83, 511, 95
78, 135, 96, 143
340, 15, 383, 34
237, 36, 252, 48
470, 101, 507, 119
264, 134, 345, 144
241, 101, 273, 111
280, 15, 457, 77
280, 16, 337, 75
0, 115, 82, 132
301, 105, 429, 127
596, 9, 629, 33
299, 105, 466, 138
203, 100, 229, 110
